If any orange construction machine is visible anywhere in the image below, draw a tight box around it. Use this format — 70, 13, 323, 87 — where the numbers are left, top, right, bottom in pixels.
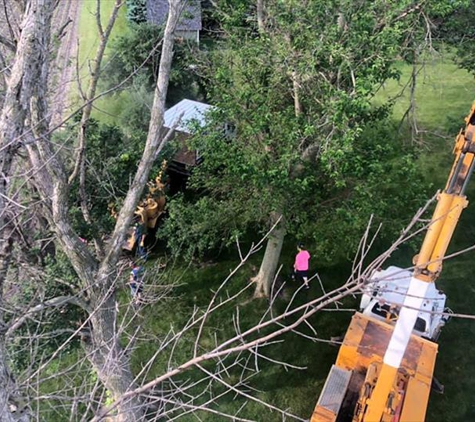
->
122, 168, 167, 252
312, 100, 475, 422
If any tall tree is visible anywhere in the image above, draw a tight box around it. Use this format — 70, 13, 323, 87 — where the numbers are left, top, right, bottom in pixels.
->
164, 0, 445, 297
0, 2, 56, 420
1, 0, 187, 419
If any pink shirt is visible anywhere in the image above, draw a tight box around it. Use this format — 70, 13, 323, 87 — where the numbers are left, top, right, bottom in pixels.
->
294, 250, 310, 271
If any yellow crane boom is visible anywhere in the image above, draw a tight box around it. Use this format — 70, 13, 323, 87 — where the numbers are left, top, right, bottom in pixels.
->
312, 100, 475, 422
365, 100, 475, 421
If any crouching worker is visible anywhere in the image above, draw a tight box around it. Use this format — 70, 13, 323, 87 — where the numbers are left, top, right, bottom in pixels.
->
129, 262, 144, 304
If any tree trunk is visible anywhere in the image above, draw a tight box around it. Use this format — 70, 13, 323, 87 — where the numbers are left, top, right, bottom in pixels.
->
0, 227, 19, 422
23, 0, 144, 414
253, 214, 285, 298
85, 295, 142, 421
291, 70, 302, 116
256, 0, 266, 33
0, 1, 59, 419
24, 0, 186, 419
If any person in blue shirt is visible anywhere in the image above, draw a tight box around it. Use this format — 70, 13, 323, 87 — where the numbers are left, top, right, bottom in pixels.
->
129, 262, 144, 304
133, 217, 148, 261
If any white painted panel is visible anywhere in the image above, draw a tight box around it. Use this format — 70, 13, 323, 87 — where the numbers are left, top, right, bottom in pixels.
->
383, 277, 430, 368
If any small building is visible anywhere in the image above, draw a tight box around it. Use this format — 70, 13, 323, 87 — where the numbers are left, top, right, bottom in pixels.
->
146, 0, 202, 43
164, 99, 214, 185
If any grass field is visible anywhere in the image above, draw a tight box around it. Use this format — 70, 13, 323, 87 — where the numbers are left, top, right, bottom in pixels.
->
121, 251, 353, 421
75, 0, 130, 124
376, 58, 473, 130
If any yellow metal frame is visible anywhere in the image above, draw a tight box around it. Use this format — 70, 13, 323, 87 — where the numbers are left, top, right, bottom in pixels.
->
313, 100, 475, 422
311, 314, 437, 422
361, 100, 475, 420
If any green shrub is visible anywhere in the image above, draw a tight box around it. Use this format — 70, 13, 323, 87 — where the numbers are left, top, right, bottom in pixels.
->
126, 0, 147, 24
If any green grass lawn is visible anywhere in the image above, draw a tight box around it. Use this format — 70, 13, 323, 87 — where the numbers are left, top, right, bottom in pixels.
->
375, 51, 474, 132
75, 0, 130, 124
120, 250, 354, 421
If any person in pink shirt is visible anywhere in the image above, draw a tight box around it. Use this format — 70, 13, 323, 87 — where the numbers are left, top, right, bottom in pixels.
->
294, 243, 311, 289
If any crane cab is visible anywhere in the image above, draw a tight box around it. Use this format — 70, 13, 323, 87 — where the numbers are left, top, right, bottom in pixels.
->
359, 266, 449, 340
311, 266, 450, 422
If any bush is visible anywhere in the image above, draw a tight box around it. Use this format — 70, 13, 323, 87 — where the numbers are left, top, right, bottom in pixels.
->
126, 0, 147, 24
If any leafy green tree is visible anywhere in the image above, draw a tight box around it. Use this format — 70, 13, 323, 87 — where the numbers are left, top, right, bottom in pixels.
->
126, 0, 147, 24
58, 118, 173, 240
163, 0, 445, 297
105, 23, 204, 105
434, 1, 474, 73
106, 23, 163, 89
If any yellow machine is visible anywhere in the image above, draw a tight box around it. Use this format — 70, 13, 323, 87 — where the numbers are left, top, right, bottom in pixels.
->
121, 166, 167, 252
312, 100, 475, 422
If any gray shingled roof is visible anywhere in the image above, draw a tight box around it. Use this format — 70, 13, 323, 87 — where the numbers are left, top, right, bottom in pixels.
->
146, 0, 202, 31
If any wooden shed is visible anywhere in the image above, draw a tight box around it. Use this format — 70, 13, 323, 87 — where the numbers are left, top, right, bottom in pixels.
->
164, 99, 214, 178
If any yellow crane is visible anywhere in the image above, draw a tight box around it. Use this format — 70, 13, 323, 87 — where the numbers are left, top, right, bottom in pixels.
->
312, 100, 475, 422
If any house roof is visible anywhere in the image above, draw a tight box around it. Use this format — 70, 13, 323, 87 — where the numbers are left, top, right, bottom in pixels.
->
163, 99, 214, 134
146, 0, 202, 31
